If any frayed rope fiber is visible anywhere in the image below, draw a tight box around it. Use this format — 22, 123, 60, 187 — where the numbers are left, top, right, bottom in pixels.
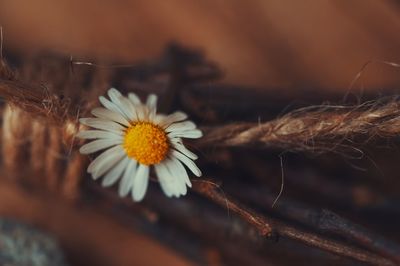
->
200, 98, 400, 154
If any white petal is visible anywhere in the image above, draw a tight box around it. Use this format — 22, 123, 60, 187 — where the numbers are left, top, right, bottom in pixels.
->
119, 96, 138, 121
109, 88, 122, 96
91, 107, 130, 126
132, 164, 149, 201
155, 163, 174, 197
99, 96, 123, 115
160, 112, 188, 128
136, 104, 147, 121
118, 159, 137, 197
166, 121, 196, 133
172, 150, 202, 177
108, 88, 123, 102
146, 94, 157, 109
88, 146, 125, 178
146, 94, 157, 119
153, 114, 166, 124
170, 139, 198, 160
76, 130, 123, 140
168, 129, 203, 139
128, 93, 142, 105
158, 160, 185, 197
165, 159, 187, 196
170, 157, 191, 188
79, 139, 122, 154
108, 89, 134, 119
79, 118, 125, 134
87, 145, 123, 173
92, 155, 126, 179
102, 157, 130, 187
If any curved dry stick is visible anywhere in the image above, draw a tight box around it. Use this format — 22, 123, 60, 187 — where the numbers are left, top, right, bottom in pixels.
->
228, 184, 400, 264
192, 180, 396, 266
193, 180, 273, 236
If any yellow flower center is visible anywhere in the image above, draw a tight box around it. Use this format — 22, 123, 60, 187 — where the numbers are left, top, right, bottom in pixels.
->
123, 122, 169, 165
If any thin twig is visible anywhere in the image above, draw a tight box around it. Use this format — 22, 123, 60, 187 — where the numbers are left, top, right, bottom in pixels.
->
192, 180, 273, 236
192, 180, 396, 266
227, 184, 400, 264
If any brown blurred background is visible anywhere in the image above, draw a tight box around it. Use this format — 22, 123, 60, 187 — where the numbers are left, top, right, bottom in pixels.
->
2, 0, 400, 90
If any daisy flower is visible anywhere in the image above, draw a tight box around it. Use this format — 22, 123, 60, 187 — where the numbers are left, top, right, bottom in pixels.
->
77, 88, 202, 201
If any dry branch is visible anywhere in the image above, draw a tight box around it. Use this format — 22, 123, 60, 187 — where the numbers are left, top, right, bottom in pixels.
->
192, 181, 397, 266
227, 184, 400, 263
193, 180, 273, 236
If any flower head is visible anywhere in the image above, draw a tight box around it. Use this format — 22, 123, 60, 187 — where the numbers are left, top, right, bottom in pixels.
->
77, 88, 202, 201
